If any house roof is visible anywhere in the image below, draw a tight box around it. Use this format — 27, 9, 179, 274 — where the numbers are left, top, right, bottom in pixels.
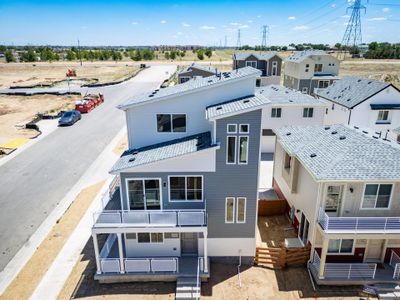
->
257, 85, 326, 105
275, 124, 400, 181
314, 76, 391, 109
110, 132, 217, 173
118, 67, 261, 110
285, 50, 331, 62
233, 52, 279, 61
178, 63, 217, 75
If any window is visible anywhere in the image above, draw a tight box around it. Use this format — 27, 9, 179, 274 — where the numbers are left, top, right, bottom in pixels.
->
239, 124, 249, 133
227, 136, 237, 164
362, 184, 392, 209
127, 179, 161, 210
318, 80, 329, 89
236, 197, 246, 223
138, 233, 163, 243
227, 124, 237, 133
303, 107, 314, 118
238, 136, 249, 164
314, 63, 323, 72
325, 185, 342, 213
246, 61, 257, 68
328, 239, 354, 254
169, 176, 203, 201
271, 108, 282, 118
156, 114, 186, 133
225, 197, 246, 224
225, 197, 235, 223
302, 87, 308, 94
377, 110, 390, 123
256, 79, 261, 87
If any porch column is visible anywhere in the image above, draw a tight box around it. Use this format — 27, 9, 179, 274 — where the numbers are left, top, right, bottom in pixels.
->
92, 233, 101, 274
203, 232, 208, 273
117, 233, 125, 274
319, 238, 329, 279
381, 239, 389, 262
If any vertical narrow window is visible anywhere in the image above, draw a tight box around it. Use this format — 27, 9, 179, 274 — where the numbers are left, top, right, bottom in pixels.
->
172, 114, 186, 132
169, 177, 186, 200
225, 197, 235, 223
187, 176, 203, 200
236, 197, 246, 223
227, 136, 237, 164
238, 136, 249, 164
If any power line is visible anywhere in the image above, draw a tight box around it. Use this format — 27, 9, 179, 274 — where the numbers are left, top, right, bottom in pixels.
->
341, 0, 367, 50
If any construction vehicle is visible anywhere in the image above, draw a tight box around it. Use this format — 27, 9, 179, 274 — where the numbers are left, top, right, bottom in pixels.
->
66, 69, 77, 77
75, 93, 104, 113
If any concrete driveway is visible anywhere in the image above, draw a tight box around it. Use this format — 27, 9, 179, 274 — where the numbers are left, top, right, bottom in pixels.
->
0, 65, 176, 272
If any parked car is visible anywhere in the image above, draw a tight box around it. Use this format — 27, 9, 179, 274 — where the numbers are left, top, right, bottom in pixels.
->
58, 110, 81, 126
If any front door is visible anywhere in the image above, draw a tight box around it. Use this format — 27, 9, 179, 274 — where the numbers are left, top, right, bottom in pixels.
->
181, 233, 198, 256
324, 185, 343, 217
365, 239, 385, 262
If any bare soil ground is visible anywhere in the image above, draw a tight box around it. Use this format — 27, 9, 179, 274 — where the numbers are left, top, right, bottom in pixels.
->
257, 215, 298, 248
0, 94, 76, 144
0, 62, 139, 88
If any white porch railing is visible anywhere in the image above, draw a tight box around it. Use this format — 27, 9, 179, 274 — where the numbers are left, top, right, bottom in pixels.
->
390, 250, 400, 279
311, 250, 377, 279
318, 208, 400, 233
101, 257, 179, 274
94, 210, 207, 227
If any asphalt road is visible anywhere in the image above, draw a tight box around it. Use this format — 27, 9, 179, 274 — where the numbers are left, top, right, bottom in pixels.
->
0, 65, 176, 271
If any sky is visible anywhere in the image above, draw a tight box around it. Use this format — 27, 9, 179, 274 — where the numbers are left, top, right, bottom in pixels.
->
0, 0, 399, 46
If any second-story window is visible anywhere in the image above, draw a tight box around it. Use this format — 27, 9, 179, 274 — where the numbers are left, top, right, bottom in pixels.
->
157, 114, 186, 133
314, 63, 323, 72
362, 184, 392, 209
303, 107, 314, 118
377, 110, 390, 123
238, 136, 249, 164
169, 176, 203, 201
226, 124, 249, 165
271, 108, 282, 118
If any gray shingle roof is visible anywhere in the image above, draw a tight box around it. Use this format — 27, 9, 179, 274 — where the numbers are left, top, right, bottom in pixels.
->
118, 67, 261, 110
257, 85, 326, 105
178, 63, 217, 75
315, 76, 390, 109
286, 50, 330, 62
275, 124, 400, 181
110, 132, 216, 173
233, 52, 279, 61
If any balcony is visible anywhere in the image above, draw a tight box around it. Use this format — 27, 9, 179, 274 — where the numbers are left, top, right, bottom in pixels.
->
93, 209, 207, 228
318, 208, 400, 234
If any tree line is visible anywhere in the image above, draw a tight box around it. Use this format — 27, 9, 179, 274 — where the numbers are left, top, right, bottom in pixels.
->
364, 42, 400, 59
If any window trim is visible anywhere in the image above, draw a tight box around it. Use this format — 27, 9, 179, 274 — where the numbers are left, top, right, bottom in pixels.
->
245, 60, 257, 68
125, 178, 163, 211
238, 136, 249, 165
226, 135, 237, 165
271, 107, 282, 118
168, 175, 204, 202
360, 183, 393, 210
303, 107, 314, 118
156, 113, 187, 133
236, 197, 247, 223
227, 124, 237, 134
225, 197, 235, 224
137, 232, 165, 244
376, 110, 390, 124
327, 239, 355, 255
239, 124, 250, 134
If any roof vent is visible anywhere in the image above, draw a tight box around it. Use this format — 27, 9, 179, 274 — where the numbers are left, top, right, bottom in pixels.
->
128, 157, 136, 162
331, 131, 337, 135
357, 79, 362, 82
289, 100, 293, 102
362, 130, 369, 134
208, 80, 213, 83
132, 150, 139, 155
368, 81, 372, 84
286, 132, 291, 136
216, 106, 222, 110
243, 100, 250, 104
324, 126, 330, 130
148, 94, 154, 97
310, 153, 317, 158
354, 126, 359, 129
339, 136, 346, 140
373, 136, 379, 139
347, 98, 351, 101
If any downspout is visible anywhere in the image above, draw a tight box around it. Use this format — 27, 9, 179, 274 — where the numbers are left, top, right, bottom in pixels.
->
347, 109, 352, 125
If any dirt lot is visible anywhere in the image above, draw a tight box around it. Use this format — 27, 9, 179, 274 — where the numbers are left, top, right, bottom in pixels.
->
0, 62, 140, 88
0, 94, 76, 144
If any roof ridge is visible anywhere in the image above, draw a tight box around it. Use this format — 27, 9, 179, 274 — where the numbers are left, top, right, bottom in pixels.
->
205, 94, 258, 110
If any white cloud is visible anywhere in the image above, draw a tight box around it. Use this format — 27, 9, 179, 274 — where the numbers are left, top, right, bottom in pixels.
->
199, 25, 216, 30
341, 15, 350, 18
367, 17, 387, 21
288, 16, 296, 20
239, 24, 249, 29
257, 15, 261, 18
181, 22, 191, 27
382, 7, 390, 13
247, 20, 253, 23
177, 31, 183, 35
293, 25, 309, 31
230, 22, 241, 26
131, 21, 138, 25
331, 4, 336, 8
160, 20, 167, 24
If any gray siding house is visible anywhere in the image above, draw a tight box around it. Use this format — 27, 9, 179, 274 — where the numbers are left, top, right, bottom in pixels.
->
177, 63, 217, 84
233, 52, 282, 87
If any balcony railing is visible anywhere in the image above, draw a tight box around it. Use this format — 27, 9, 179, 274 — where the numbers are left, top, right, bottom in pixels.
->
318, 208, 400, 233
100, 257, 179, 274
93, 209, 207, 227
390, 250, 400, 279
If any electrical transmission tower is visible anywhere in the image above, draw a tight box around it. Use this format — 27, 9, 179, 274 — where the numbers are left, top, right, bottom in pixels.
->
224, 35, 227, 48
340, 0, 367, 57
261, 25, 269, 50
236, 29, 241, 49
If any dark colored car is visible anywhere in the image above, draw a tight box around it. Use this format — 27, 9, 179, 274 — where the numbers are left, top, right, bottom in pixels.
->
58, 110, 81, 126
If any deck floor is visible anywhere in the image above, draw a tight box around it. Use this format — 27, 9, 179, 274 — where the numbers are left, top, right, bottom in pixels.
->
256, 215, 297, 247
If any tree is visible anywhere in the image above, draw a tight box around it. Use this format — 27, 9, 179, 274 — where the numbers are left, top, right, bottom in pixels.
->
335, 43, 342, 50
141, 49, 154, 60
197, 50, 204, 60
66, 50, 76, 61
5, 50, 15, 62
20, 48, 37, 62
169, 51, 176, 60
281, 46, 288, 51
112, 50, 122, 62
204, 48, 212, 58
130, 50, 141, 61
164, 52, 170, 60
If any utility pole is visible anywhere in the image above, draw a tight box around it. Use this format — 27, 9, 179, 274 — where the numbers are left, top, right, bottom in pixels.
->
261, 25, 269, 50
236, 29, 241, 50
77, 39, 83, 66
340, 0, 367, 59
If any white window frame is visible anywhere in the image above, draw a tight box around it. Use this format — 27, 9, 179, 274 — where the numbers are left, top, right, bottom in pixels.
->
314, 63, 323, 73
272, 61, 278, 76
303, 107, 314, 118
225, 197, 235, 224
239, 124, 250, 134
137, 232, 164, 244
125, 178, 163, 210
168, 175, 204, 202
327, 239, 355, 255
245, 61, 257, 68
271, 107, 282, 118
360, 183, 393, 210
238, 136, 249, 165
227, 124, 237, 134
236, 197, 247, 223
226, 135, 237, 165
156, 113, 187, 133
376, 110, 390, 123
318, 80, 330, 89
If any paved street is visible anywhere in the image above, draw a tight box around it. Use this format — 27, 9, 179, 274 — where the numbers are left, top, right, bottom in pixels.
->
0, 65, 176, 271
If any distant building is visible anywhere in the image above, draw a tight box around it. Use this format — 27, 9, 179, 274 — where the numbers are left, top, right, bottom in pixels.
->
283, 50, 340, 95
177, 63, 217, 84
232, 52, 282, 87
